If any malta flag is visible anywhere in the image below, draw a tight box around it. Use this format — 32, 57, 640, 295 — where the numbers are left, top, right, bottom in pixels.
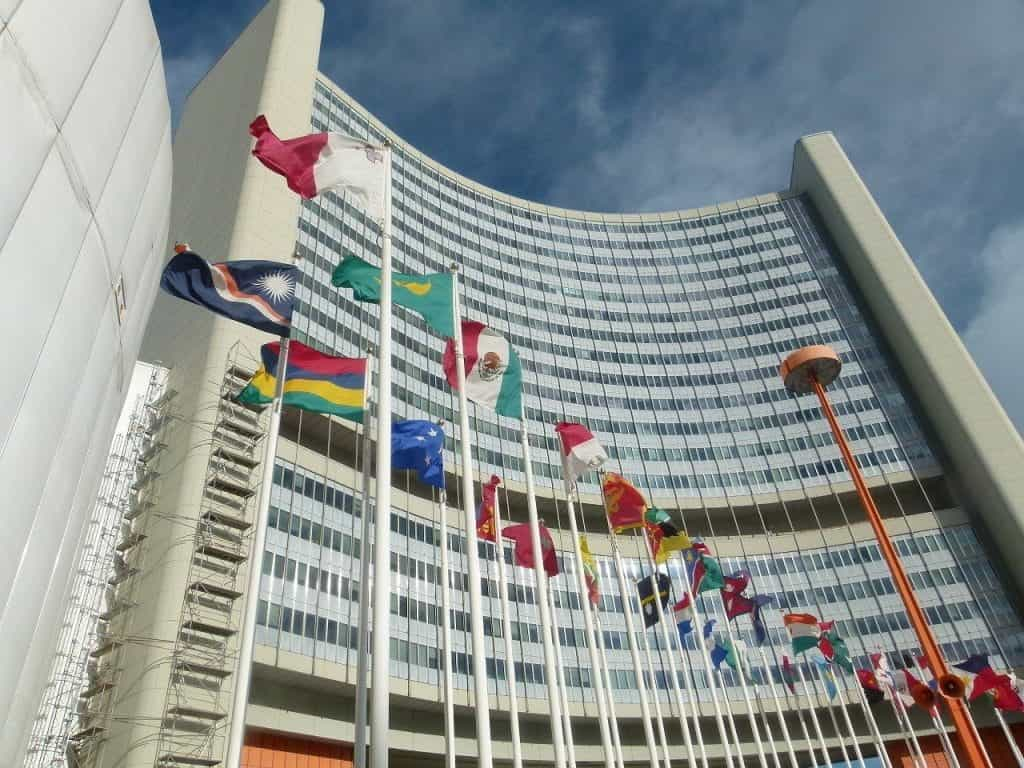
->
555, 422, 608, 488
250, 115, 386, 219
160, 246, 296, 336
443, 321, 522, 417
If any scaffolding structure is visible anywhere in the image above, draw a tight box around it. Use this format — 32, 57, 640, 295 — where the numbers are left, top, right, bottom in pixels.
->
24, 365, 170, 768
150, 347, 264, 768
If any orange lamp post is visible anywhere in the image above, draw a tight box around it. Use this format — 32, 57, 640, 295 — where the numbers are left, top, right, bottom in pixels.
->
780, 345, 990, 768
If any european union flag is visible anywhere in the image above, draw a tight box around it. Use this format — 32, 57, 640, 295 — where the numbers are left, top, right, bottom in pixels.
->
392, 420, 445, 488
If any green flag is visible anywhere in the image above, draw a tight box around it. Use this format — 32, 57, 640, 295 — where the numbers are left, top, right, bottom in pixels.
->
332, 253, 455, 337
696, 553, 725, 593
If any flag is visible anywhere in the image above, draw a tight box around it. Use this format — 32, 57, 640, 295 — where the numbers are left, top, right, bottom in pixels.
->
602, 473, 647, 533
579, 535, 600, 605
644, 508, 691, 564
750, 595, 775, 645
688, 547, 724, 594
443, 321, 522, 417
814, 655, 838, 700
673, 594, 693, 640
476, 475, 501, 542
249, 115, 385, 216
502, 523, 559, 577
783, 613, 821, 655
720, 570, 751, 617
782, 655, 796, 695
391, 420, 445, 488
953, 655, 999, 700
159, 247, 296, 336
636, 573, 671, 628
554, 422, 608, 488
332, 253, 454, 337
903, 668, 934, 710
820, 630, 854, 674
237, 341, 367, 421
858, 669, 886, 705
992, 679, 1024, 712
711, 638, 741, 671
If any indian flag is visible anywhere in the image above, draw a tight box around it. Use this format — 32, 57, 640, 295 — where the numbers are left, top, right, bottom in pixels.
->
783, 613, 821, 655
443, 321, 522, 417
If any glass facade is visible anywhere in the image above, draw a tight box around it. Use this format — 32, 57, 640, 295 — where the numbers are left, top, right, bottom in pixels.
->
251, 76, 1024, 712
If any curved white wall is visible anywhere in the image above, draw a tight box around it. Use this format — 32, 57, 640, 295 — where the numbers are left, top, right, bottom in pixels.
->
0, 0, 171, 756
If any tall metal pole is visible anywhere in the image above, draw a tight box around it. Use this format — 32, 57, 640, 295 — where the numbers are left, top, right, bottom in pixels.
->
225, 335, 290, 768
757, 647, 800, 768
518, 407, 567, 768
354, 353, 375, 768
370, 146, 395, 768
491, 487, 523, 768
780, 345, 990, 768
548, 582, 578, 768
449, 268, 493, 768
439, 490, 457, 768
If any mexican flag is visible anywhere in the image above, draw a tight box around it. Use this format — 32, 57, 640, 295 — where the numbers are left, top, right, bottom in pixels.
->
783, 613, 821, 655
443, 320, 522, 417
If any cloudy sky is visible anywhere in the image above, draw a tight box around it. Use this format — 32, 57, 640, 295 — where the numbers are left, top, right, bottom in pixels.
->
153, 0, 1024, 429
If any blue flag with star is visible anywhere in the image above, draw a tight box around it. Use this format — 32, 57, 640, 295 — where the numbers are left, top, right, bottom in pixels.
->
392, 420, 445, 488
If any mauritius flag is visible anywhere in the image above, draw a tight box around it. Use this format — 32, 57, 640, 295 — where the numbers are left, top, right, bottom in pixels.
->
443, 321, 522, 417
237, 341, 367, 422
160, 247, 297, 336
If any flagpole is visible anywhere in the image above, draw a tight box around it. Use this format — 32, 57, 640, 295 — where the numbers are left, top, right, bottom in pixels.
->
670, 623, 709, 768
491, 488, 523, 768
849, 671, 894, 768
548, 582, 578, 768
673, 552, 736, 768
815, 667, 853, 768
632, 533, 697, 768
448, 267, 493, 768
994, 708, 1024, 768
833, 675, 869, 768
518, 407, 567, 768
637, 610, 673, 768
758, 648, 799, 768
225, 334, 290, 768
562, 488, 615, 768
889, 687, 927, 768
933, 709, 962, 768
713, 596, 769, 768
354, 351, 376, 768
593, 611, 626, 768
439, 488, 457, 768
599, 482, 660, 768
793, 658, 832, 765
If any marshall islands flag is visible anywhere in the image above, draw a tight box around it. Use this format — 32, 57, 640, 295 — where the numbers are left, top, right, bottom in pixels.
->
160, 245, 297, 336
238, 341, 367, 423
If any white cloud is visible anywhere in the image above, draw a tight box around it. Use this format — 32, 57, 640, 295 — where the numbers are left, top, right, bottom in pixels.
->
962, 222, 1024, 432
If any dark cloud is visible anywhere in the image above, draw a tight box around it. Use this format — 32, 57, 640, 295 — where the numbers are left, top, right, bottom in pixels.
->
151, 0, 1024, 428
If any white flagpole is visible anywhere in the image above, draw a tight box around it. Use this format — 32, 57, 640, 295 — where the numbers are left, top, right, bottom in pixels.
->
633, 536, 697, 768
225, 336, 290, 768
370, 145, 395, 768
932, 709, 962, 768
562, 490, 615, 768
668, 621, 709, 768
491, 488, 523, 768
758, 648, 799, 768
674, 552, 736, 768
548, 583, 578, 768
833, 675, 868, 768
849, 673, 894, 768
815, 669, 852, 768
599, 500, 659, 768
890, 691, 927, 768
593, 611, 626, 768
449, 267, 493, 768
354, 353, 376, 768
518, 408, 567, 768
439, 488, 456, 768
994, 708, 1024, 768
637, 612, 673, 768
714, 603, 769, 768
793, 659, 832, 765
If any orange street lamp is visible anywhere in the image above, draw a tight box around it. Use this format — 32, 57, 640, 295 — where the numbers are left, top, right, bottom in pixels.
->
780, 345, 990, 768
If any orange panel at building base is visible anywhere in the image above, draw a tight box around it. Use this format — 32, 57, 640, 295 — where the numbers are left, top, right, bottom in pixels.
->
887, 723, 1024, 768
241, 729, 354, 768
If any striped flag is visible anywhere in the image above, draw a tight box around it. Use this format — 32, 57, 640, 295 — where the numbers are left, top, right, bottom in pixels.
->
443, 321, 522, 417
783, 613, 821, 655
555, 422, 608, 487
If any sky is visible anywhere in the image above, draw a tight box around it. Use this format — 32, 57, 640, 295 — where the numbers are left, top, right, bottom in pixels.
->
153, 0, 1024, 430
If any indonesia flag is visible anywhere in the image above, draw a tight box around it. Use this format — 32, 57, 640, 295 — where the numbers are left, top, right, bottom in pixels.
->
249, 115, 386, 219
555, 422, 608, 488
443, 321, 523, 417
160, 246, 296, 336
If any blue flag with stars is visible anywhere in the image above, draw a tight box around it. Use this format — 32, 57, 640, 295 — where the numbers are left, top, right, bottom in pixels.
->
392, 420, 445, 488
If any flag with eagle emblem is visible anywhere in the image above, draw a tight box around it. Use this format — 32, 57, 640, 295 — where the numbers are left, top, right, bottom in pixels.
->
443, 320, 522, 417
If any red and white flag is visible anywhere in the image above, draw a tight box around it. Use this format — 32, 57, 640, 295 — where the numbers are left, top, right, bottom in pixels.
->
249, 115, 386, 219
442, 321, 522, 417
554, 422, 608, 488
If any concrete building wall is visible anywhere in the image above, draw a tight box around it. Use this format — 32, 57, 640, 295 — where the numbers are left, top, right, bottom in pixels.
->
0, 0, 172, 758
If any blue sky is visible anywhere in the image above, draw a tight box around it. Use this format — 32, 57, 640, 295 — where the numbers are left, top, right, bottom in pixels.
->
154, 0, 1024, 429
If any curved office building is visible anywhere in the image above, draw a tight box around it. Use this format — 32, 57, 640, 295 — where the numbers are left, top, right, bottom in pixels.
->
0, 0, 172, 761
93, 1, 1024, 767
